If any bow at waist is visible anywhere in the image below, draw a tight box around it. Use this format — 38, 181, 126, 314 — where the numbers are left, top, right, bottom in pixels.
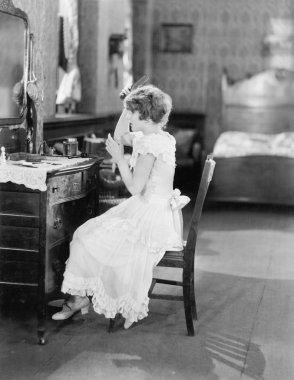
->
170, 188, 190, 210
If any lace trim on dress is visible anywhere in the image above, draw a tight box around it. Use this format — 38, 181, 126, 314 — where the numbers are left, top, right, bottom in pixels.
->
62, 272, 149, 322
129, 133, 176, 169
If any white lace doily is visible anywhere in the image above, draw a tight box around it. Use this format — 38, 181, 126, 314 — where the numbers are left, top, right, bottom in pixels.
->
0, 157, 90, 191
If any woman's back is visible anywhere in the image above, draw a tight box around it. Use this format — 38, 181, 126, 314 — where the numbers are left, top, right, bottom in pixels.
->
129, 131, 176, 199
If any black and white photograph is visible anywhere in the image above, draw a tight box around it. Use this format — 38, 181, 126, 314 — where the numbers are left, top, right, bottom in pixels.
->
0, 0, 294, 379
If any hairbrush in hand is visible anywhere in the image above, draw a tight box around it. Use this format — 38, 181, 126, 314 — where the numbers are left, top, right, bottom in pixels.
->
119, 75, 149, 100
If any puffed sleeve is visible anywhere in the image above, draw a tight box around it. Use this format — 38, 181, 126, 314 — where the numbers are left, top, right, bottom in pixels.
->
129, 133, 176, 168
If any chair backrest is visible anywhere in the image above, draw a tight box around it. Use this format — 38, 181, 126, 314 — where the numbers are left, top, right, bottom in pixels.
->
184, 155, 216, 268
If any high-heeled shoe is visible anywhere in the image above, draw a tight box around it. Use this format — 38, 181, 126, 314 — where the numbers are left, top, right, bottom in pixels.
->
123, 318, 133, 330
52, 297, 90, 320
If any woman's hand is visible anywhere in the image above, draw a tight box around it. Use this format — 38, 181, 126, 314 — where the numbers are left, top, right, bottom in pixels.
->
106, 134, 124, 163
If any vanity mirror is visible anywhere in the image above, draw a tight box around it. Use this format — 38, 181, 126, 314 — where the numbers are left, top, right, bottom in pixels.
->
0, 0, 29, 125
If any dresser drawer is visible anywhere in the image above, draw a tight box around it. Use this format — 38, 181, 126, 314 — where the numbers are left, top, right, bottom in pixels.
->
0, 191, 40, 216
0, 191, 40, 227
0, 260, 38, 284
0, 225, 39, 251
48, 172, 83, 204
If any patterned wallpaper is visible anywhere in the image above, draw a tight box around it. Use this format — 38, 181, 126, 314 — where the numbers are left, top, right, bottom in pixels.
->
133, 0, 294, 151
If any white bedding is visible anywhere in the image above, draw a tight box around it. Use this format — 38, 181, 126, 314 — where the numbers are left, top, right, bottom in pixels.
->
213, 131, 294, 158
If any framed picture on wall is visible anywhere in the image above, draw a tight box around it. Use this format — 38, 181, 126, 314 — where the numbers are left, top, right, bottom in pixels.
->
160, 23, 193, 53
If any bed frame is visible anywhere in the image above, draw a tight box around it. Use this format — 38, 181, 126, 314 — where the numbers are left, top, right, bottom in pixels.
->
207, 103, 294, 205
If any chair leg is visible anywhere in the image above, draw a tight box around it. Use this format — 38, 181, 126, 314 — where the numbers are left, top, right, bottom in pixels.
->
183, 273, 195, 336
148, 278, 157, 297
190, 275, 198, 320
108, 318, 115, 332
108, 314, 124, 332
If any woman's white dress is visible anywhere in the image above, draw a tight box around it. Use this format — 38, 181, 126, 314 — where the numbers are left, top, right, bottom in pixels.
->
61, 131, 189, 323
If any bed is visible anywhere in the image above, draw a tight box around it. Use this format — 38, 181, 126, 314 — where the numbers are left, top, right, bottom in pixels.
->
207, 69, 294, 205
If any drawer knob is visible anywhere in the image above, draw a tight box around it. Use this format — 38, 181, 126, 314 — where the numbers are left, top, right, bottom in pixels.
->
53, 218, 62, 229
52, 186, 59, 193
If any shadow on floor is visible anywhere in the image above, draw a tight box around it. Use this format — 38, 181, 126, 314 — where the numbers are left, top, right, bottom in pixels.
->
205, 331, 265, 380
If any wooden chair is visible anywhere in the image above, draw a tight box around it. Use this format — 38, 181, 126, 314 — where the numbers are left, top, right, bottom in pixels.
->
148, 155, 216, 336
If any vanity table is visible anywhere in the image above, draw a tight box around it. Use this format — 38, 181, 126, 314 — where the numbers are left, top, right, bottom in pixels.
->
0, 0, 103, 344
0, 157, 101, 344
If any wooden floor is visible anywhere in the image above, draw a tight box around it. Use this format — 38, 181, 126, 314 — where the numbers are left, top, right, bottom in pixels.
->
0, 200, 294, 380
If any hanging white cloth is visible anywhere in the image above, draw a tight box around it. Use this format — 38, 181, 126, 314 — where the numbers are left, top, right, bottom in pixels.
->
56, 65, 81, 104
56, 0, 81, 105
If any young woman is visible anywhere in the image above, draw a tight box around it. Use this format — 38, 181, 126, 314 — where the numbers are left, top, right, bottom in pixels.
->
52, 85, 189, 329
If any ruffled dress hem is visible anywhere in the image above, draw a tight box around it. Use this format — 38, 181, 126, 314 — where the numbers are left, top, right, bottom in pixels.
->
61, 273, 149, 323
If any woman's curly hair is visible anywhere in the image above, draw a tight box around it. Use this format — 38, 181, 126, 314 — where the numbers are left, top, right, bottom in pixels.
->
124, 85, 172, 127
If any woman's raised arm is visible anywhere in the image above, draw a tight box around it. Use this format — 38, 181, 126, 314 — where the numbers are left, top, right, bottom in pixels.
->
113, 109, 133, 146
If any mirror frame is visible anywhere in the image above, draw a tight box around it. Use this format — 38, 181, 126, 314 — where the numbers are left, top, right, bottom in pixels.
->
0, 0, 30, 125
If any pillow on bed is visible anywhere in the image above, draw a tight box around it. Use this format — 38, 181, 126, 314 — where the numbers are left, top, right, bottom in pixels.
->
213, 131, 294, 158
272, 132, 294, 156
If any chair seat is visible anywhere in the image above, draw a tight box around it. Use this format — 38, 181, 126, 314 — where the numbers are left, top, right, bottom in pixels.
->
157, 250, 184, 268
